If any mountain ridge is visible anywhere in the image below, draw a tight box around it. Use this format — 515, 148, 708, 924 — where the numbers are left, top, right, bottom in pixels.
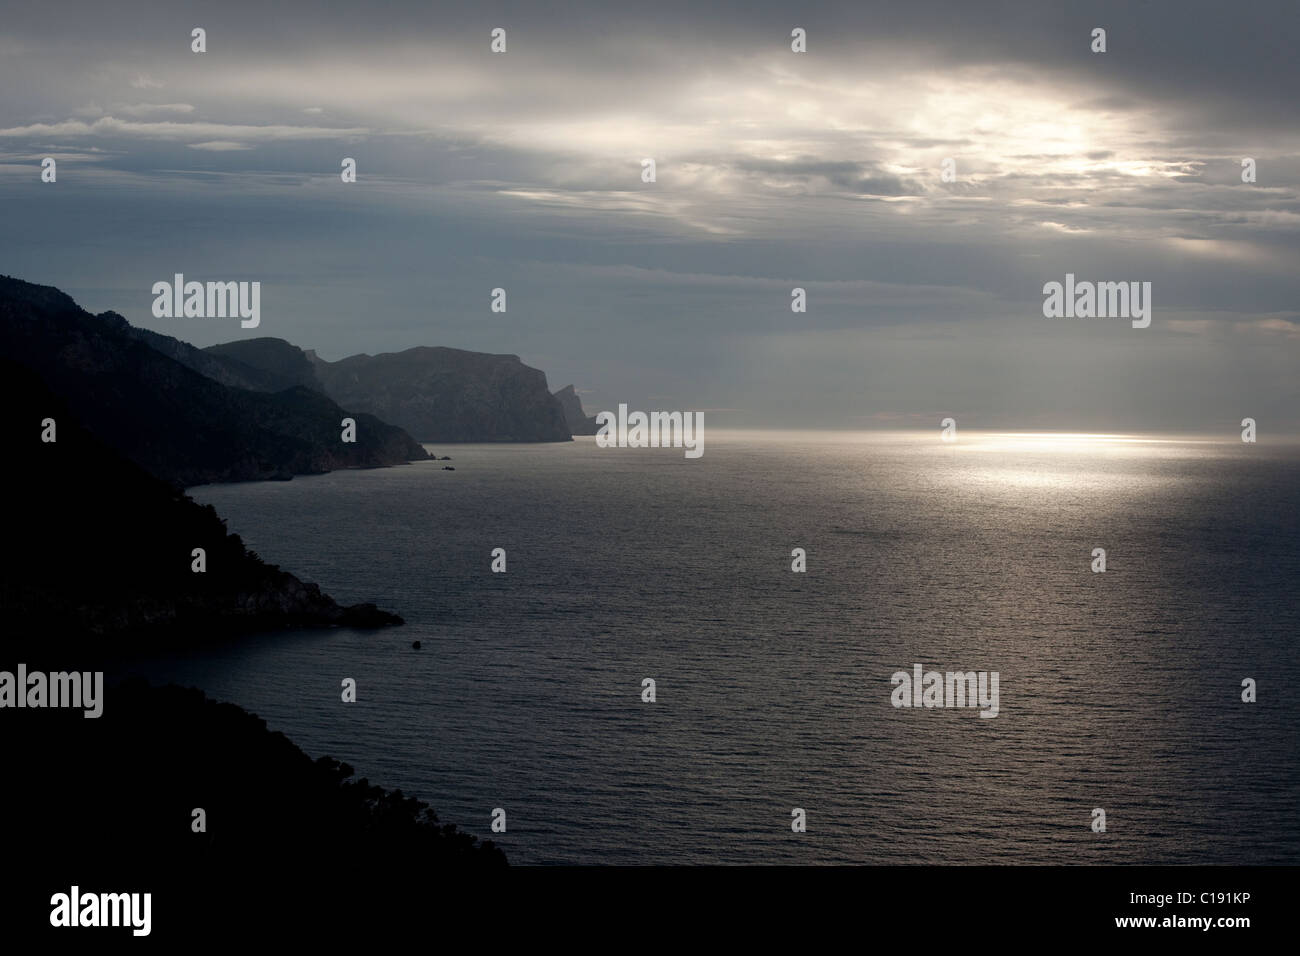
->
0, 275, 428, 487
204, 337, 574, 442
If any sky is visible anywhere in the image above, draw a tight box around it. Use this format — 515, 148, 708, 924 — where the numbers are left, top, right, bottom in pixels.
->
1, 0, 1297, 433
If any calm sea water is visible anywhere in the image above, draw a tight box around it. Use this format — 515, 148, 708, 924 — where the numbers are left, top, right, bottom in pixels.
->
123, 431, 1300, 864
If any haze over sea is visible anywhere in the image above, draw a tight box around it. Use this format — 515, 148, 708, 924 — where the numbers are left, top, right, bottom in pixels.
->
124, 431, 1300, 864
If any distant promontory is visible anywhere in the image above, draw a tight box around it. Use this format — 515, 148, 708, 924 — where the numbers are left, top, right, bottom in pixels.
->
553, 384, 601, 436
203, 338, 575, 443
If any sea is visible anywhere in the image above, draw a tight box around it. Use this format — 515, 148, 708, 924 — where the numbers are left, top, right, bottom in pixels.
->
121, 431, 1300, 864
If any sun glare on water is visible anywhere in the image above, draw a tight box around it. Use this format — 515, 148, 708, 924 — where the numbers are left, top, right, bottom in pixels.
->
958, 432, 1198, 454
932, 431, 1226, 492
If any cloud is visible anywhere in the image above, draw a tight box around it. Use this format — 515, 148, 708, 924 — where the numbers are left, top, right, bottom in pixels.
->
0, 0, 1297, 431
0, 150, 116, 164
0, 117, 370, 142
1039, 221, 1092, 234
115, 103, 196, 118
1235, 316, 1300, 339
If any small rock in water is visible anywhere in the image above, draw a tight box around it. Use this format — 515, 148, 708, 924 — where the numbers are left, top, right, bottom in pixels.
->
412, 640, 422, 650
442, 465, 455, 470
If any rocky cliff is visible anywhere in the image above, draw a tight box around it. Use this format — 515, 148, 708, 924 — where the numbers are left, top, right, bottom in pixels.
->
553, 384, 601, 436
203, 336, 323, 391
0, 276, 428, 487
312, 346, 572, 442
201, 338, 575, 443
2, 356, 401, 648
